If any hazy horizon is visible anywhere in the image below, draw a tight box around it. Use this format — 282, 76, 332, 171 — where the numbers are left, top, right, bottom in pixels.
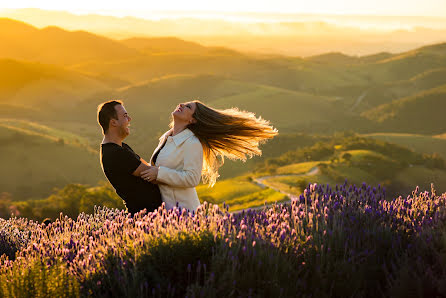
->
1, 8, 446, 57
2, 8, 446, 30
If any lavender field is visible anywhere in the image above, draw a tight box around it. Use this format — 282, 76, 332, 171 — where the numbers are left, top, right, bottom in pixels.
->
1, 181, 446, 297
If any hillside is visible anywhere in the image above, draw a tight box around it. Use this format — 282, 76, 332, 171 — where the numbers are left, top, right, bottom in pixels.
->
0, 123, 103, 200
362, 84, 446, 134
120, 37, 208, 54
1, 19, 446, 207
364, 133, 446, 160
197, 134, 446, 211
74, 74, 348, 154
0, 18, 139, 66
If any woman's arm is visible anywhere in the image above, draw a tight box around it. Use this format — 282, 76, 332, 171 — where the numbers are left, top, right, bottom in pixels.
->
142, 140, 203, 188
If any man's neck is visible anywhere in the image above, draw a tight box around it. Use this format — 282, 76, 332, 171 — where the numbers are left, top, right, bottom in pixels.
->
102, 134, 124, 146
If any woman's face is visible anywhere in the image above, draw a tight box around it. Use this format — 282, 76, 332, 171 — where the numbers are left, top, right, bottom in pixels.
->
172, 101, 197, 124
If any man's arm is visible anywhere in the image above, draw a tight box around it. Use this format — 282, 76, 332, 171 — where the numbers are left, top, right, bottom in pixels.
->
131, 158, 152, 177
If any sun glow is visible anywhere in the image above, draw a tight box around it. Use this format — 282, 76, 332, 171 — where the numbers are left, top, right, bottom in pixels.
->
2, 0, 446, 18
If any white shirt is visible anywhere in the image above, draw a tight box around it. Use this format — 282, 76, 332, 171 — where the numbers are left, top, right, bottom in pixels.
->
150, 128, 203, 212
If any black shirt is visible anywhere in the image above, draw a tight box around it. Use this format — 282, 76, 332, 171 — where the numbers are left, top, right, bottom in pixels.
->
100, 142, 162, 214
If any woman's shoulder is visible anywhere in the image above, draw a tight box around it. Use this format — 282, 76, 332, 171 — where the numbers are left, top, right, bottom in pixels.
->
184, 132, 202, 148
159, 128, 173, 141
185, 134, 200, 144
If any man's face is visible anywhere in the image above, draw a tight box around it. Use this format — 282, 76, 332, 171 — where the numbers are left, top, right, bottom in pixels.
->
113, 104, 131, 138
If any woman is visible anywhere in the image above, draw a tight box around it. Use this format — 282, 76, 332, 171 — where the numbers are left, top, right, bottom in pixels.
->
141, 100, 278, 212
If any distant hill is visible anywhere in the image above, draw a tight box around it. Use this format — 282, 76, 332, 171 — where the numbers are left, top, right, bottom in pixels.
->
0, 58, 112, 112
0, 59, 55, 100
197, 134, 446, 210
0, 18, 139, 65
364, 133, 446, 160
362, 84, 446, 134
0, 123, 103, 200
120, 37, 208, 54
75, 74, 349, 153
347, 67, 446, 111
3, 8, 446, 57
306, 52, 360, 65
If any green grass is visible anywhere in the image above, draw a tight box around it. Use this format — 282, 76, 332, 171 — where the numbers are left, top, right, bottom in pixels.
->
0, 125, 103, 200
226, 189, 288, 212
208, 83, 342, 129
197, 176, 288, 211
394, 166, 446, 194
0, 118, 96, 153
196, 176, 263, 205
364, 133, 446, 160
361, 84, 446, 134
329, 164, 380, 185
341, 149, 395, 163
275, 161, 320, 175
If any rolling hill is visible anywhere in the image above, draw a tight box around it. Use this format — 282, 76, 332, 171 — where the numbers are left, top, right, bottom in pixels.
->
0, 18, 139, 66
0, 122, 103, 200
120, 37, 209, 54
362, 84, 446, 134
364, 133, 446, 160
0, 58, 112, 114
1, 17, 446, 209
197, 134, 446, 211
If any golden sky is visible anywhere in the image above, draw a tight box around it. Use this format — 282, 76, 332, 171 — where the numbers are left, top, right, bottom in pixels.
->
2, 0, 446, 17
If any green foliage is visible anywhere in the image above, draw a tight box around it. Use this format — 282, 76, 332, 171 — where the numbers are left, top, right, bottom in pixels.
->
84, 231, 216, 297
5, 183, 124, 221
257, 134, 445, 174
197, 176, 263, 205
225, 189, 288, 212
363, 84, 446, 134
0, 260, 79, 298
0, 125, 103, 200
365, 133, 446, 160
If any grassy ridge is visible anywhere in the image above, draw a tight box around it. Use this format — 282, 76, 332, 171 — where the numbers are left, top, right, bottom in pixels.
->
201, 134, 446, 211
362, 84, 446, 133
364, 133, 446, 160
0, 125, 103, 200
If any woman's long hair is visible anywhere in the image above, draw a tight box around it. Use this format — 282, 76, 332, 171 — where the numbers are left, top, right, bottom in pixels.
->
172, 100, 278, 186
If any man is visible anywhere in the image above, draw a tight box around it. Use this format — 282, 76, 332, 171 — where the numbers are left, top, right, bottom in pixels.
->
97, 100, 162, 214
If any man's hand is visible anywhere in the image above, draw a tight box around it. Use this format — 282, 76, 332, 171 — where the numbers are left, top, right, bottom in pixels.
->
131, 158, 151, 177
141, 167, 159, 182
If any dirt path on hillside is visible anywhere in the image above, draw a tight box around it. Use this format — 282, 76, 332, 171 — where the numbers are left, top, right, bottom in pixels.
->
252, 166, 320, 201
350, 90, 368, 111
231, 166, 320, 214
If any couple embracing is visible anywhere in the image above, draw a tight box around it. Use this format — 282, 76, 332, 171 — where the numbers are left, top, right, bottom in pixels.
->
97, 100, 277, 214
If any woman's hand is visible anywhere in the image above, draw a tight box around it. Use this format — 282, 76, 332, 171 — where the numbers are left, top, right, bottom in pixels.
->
141, 166, 159, 182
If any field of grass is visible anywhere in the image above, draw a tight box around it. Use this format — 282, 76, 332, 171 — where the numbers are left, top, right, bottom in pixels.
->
196, 176, 263, 205
341, 149, 396, 163
394, 165, 446, 195
364, 133, 446, 160
328, 164, 381, 186
226, 189, 288, 211
196, 175, 289, 211
0, 125, 103, 200
362, 84, 446, 134
261, 173, 334, 196
208, 83, 342, 129
204, 133, 446, 208
0, 118, 96, 152
275, 161, 320, 175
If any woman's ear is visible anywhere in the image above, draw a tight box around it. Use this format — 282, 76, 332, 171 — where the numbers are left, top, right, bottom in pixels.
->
190, 118, 197, 124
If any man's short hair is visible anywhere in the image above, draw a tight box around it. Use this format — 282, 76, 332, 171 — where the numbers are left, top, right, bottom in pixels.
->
97, 100, 123, 134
